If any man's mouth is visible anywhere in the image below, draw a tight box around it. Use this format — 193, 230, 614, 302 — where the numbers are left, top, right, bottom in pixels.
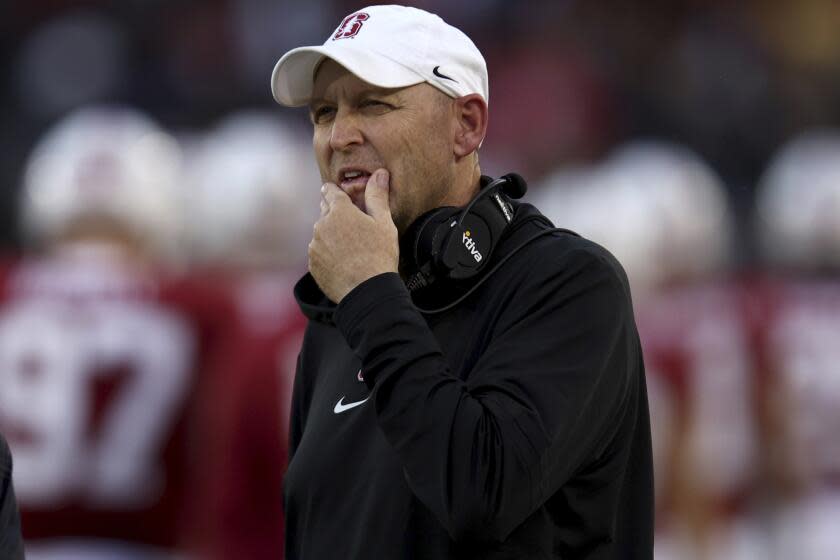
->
339, 169, 372, 190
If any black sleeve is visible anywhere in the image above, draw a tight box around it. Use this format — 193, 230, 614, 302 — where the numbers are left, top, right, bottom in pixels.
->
0, 436, 25, 560
289, 321, 319, 464
288, 349, 307, 463
334, 246, 638, 543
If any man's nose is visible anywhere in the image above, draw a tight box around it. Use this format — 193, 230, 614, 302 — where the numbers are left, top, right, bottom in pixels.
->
329, 110, 364, 152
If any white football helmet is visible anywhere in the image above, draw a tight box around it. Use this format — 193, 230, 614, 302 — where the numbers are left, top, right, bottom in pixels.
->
533, 141, 731, 299
755, 130, 840, 270
20, 105, 184, 260
183, 110, 320, 270
603, 140, 733, 284
532, 163, 663, 299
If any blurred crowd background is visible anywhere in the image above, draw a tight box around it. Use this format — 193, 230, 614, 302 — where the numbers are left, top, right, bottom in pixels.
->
1, 0, 840, 558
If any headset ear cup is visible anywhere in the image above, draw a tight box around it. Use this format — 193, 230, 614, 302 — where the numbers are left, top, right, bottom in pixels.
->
413, 207, 460, 266
402, 174, 524, 291
439, 196, 509, 281
400, 207, 460, 289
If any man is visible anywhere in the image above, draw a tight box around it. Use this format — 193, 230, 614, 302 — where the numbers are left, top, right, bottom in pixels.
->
183, 111, 316, 558
1, 105, 237, 558
750, 132, 840, 558
272, 5, 653, 558
1, 434, 24, 559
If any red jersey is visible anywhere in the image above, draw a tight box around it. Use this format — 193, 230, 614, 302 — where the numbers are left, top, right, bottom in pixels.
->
636, 279, 759, 520
0, 252, 235, 556
752, 275, 840, 489
187, 269, 305, 560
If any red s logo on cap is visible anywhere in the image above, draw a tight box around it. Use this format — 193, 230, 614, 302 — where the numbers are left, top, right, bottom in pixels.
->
333, 12, 370, 40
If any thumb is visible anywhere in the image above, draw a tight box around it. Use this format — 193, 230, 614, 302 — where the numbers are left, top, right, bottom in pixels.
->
364, 168, 392, 222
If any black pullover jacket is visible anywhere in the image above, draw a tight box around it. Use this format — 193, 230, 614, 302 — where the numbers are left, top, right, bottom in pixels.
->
285, 201, 653, 559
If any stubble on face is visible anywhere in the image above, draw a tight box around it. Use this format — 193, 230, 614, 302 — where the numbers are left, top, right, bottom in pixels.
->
310, 60, 458, 237
388, 93, 456, 234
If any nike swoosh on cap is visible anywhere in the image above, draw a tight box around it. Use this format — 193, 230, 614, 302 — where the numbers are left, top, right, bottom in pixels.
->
334, 395, 370, 414
433, 66, 458, 83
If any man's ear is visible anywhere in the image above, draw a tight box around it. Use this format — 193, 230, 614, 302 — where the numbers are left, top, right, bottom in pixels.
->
452, 94, 488, 159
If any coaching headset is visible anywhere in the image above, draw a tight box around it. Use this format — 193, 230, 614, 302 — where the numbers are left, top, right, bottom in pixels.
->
401, 173, 576, 314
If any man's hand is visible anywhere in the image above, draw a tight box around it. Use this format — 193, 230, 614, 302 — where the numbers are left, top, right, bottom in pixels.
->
309, 168, 399, 303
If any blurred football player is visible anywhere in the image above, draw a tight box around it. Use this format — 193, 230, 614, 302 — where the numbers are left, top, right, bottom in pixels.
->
611, 142, 763, 560
535, 141, 761, 559
181, 110, 318, 559
0, 105, 237, 559
753, 130, 840, 560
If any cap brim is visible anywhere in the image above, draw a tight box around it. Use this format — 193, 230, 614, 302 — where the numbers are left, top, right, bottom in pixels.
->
271, 44, 426, 107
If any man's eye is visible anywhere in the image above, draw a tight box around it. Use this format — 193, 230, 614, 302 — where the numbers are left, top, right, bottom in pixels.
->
360, 99, 390, 110
311, 106, 335, 123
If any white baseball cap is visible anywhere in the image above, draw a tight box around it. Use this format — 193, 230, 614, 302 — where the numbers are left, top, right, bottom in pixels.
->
270, 5, 488, 107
